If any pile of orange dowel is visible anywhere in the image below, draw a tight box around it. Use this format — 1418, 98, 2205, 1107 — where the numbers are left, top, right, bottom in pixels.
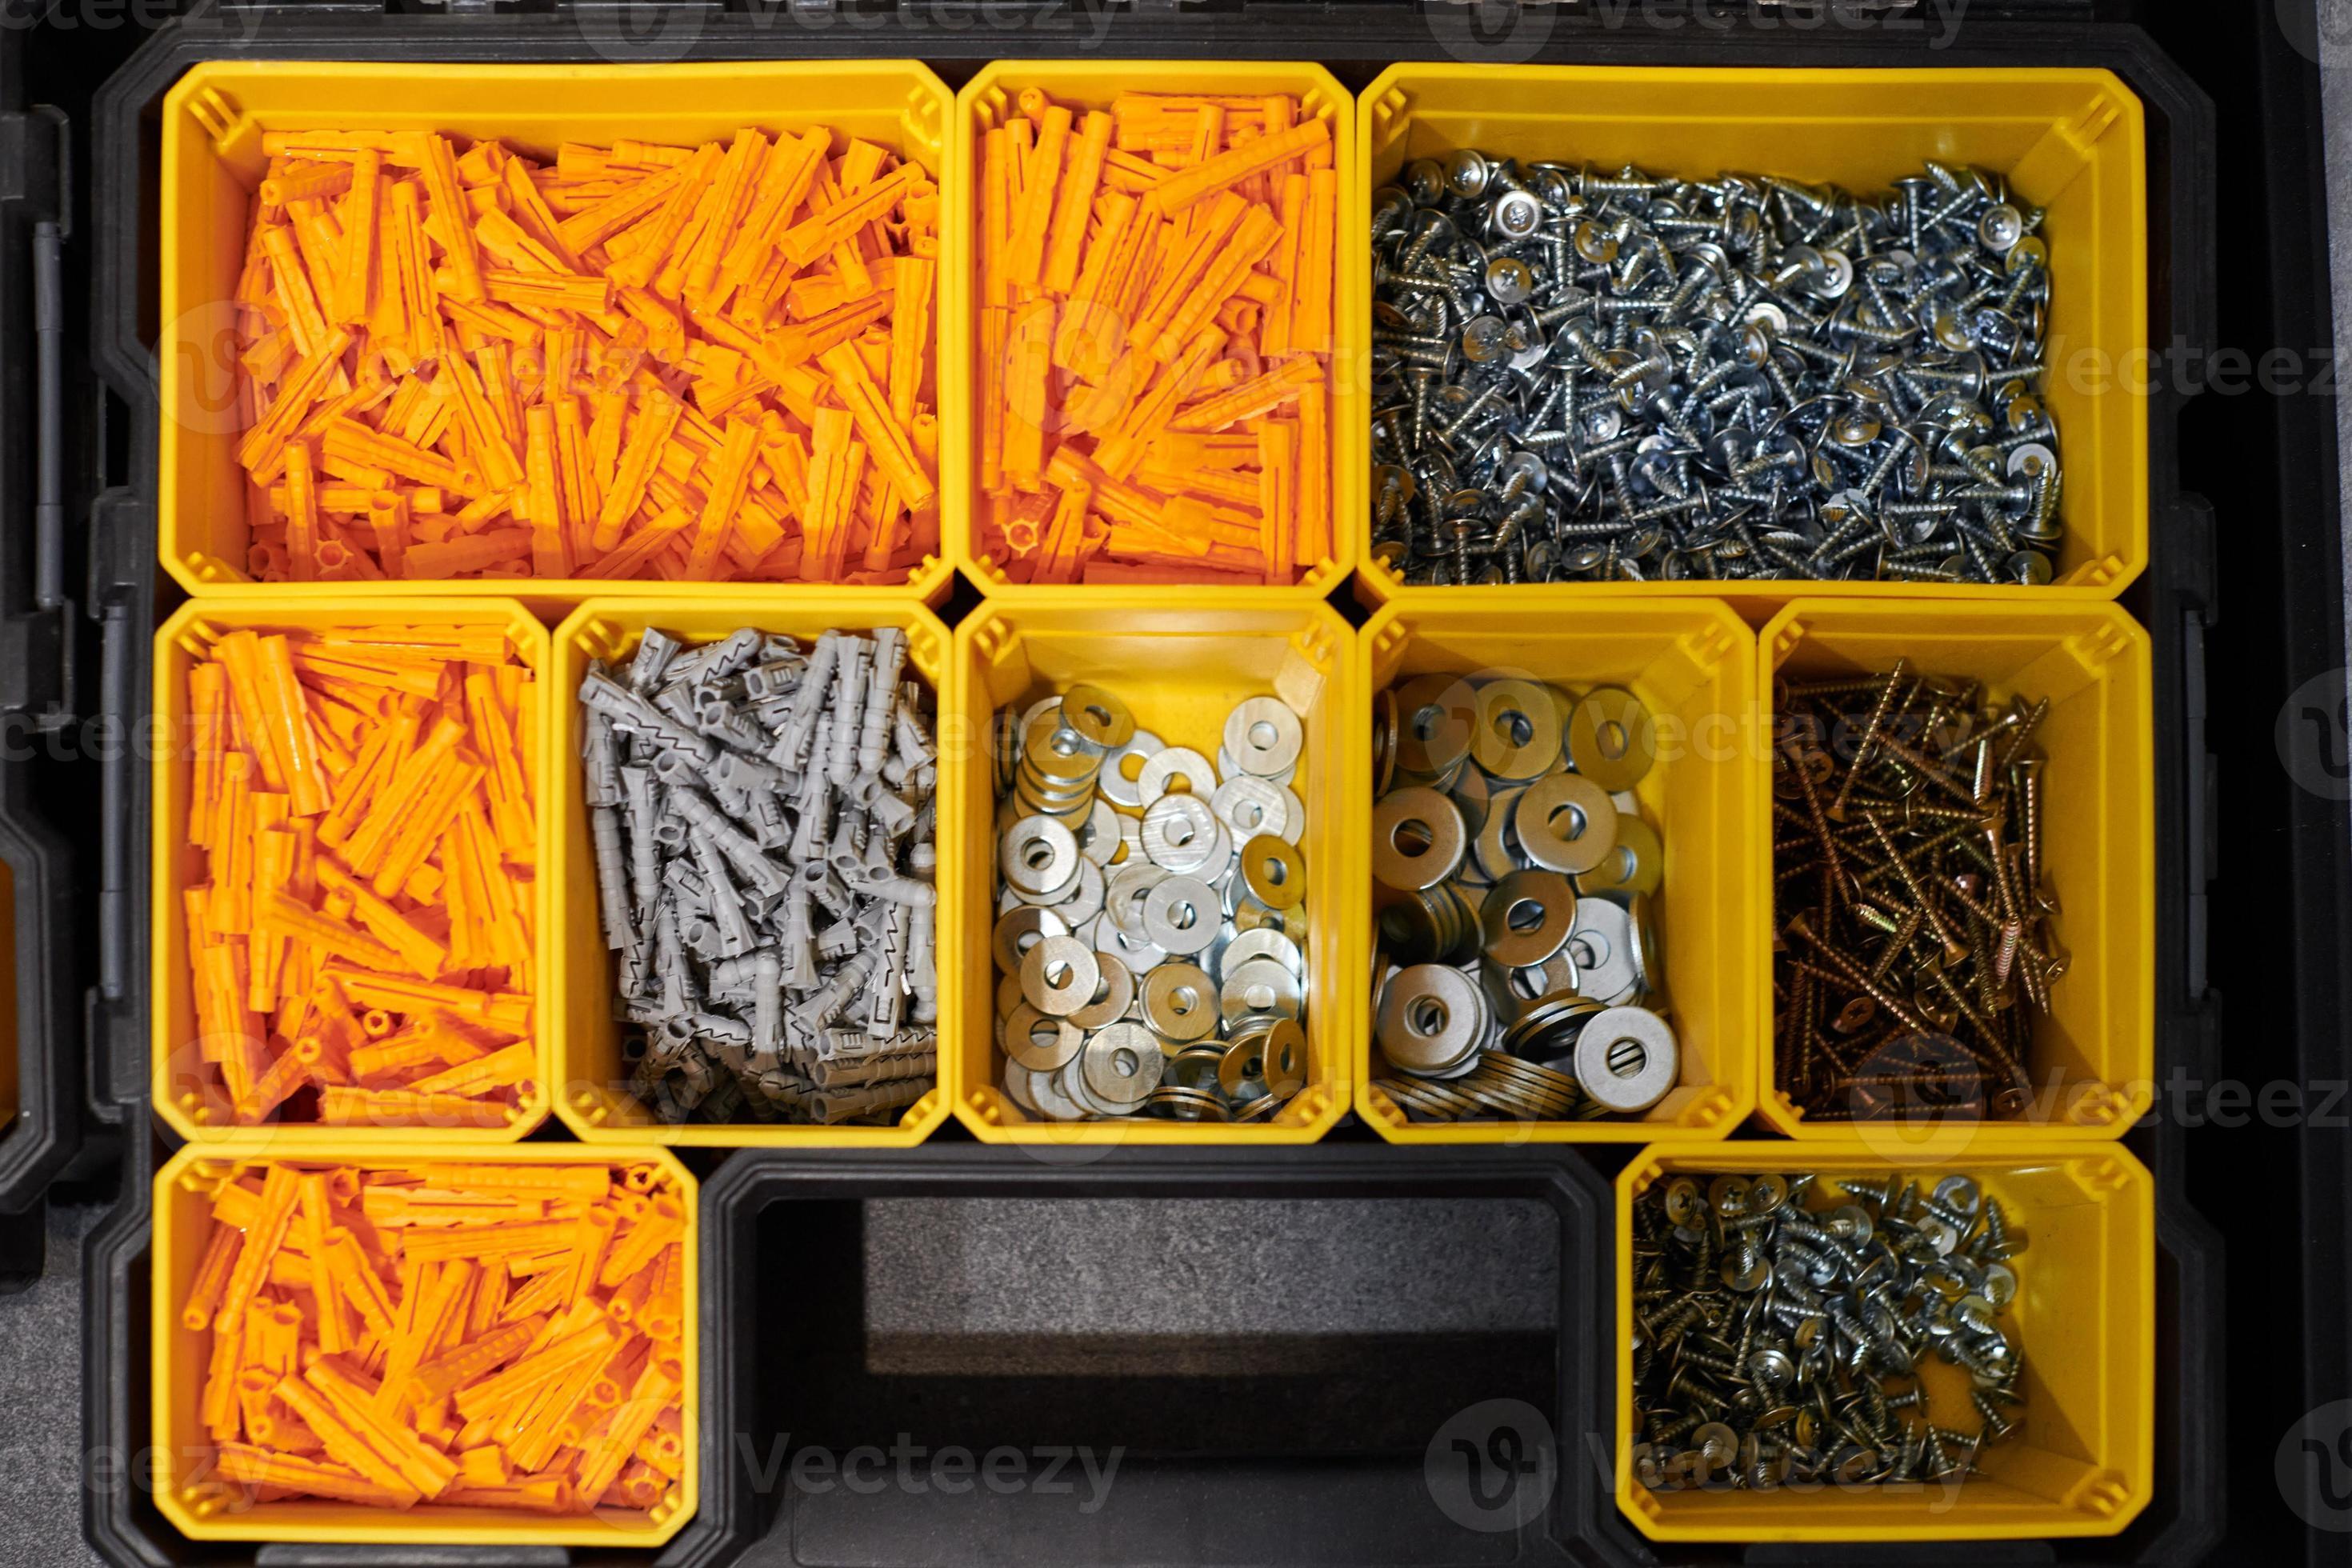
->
184, 1158, 686, 1517
182, 624, 537, 1129
975, 90, 1335, 586
232, 126, 938, 584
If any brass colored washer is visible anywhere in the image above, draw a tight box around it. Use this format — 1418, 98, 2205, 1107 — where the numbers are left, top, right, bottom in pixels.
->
1234, 1092, 1288, 1122
1566, 686, 1658, 791
1019, 936, 1100, 1018
1394, 673, 1478, 782
1260, 1017, 1308, 1097
1374, 687, 1399, 796
1241, 834, 1307, 909
1218, 1036, 1270, 1102
1142, 962, 1219, 1042
1149, 1085, 1232, 1121
1083, 1022, 1164, 1109
1067, 952, 1136, 1030
992, 906, 1069, 974
1472, 678, 1563, 781
1480, 869, 1578, 969
1372, 787, 1466, 891
1025, 717, 1105, 782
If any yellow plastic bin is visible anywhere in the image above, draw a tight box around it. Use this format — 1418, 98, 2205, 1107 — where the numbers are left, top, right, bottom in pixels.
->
947, 598, 1355, 1142
547, 595, 956, 1146
949, 61, 1362, 599
152, 596, 552, 1143
151, 1139, 698, 1546
1355, 64, 2147, 610
1615, 1142, 2154, 1542
1757, 599, 2153, 1146
1358, 597, 1757, 1142
158, 59, 957, 604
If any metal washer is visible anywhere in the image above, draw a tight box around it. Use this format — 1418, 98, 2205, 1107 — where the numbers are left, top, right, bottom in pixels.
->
1142, 875, 1222, 955
1514, 774, 1618, 876
1019, 936, 1100, 1018
1372, 787, 1466, 891
1142, 962, 1219, 1042
1223, 697, 1305, 778
1136, 746, 1218, 807
1002, 814, 1081, 898
1211, 775, 1290, 842
1142, 794, 1221, 873
1083, 1022, 1165, 1110
1574, 1006, 1678, 1112
1376, 964, 1486, 1075
1480, 869, 1578, 969
1098, 728, 1166, 810
991, 906, 1069, 974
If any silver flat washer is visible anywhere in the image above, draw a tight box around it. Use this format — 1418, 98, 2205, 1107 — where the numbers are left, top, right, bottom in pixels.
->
1018, 695, 1064, 739
1004, 1002, 1083, 1071
1574, 1006, 1678, 1113
1098, 727, 1166, 810
1087, 911, 1167, 975
1219, 746, 1298, 789
1217, 927, 1304, 983
1106, 862, 1171, 940
1068, 952, 1136, 1030
1077, 798, 1122, 866
1083, 1022, 1164, 1110
992, 906, 1069, 974
1278, 788, 1306, 845
1002, 814, 1080, 899
1142, 874, 1222, 955
1221, 957, 1304, 1023
1051, 858, 1106, 926
1038, 1061, 1098, 1120
1002, 1062, 1045, 1115
1211, 775, 1289, 842
1567, 898, 1640, 1006
1223, 697, 1305, 778
1136, 746, 1218, 807
1142, 794, 1220, 873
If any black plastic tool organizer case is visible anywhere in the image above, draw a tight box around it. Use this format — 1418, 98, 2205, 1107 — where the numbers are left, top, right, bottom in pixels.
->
8, 0, 2342, 1563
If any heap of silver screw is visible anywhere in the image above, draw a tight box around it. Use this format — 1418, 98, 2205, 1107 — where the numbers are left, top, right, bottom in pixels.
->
579, 626, 938, 1126
1632, 1171, 2026, 1493
1371, 154, 2062, 586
